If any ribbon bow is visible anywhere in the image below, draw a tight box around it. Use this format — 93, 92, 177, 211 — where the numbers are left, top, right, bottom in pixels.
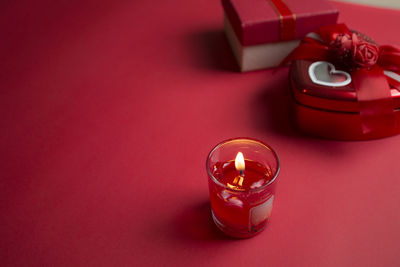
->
281, 24, 400, 136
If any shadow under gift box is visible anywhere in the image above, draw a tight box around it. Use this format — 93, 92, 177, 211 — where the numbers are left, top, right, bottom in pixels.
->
222, 0, 338, 72
290, 60, 400, 140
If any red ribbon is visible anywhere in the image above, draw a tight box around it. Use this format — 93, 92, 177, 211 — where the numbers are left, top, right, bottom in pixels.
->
281, 24, 400, 136
268, 0, 296, 41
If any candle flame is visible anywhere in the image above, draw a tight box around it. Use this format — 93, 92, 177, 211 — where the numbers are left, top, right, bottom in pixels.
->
235, 152, 245, 172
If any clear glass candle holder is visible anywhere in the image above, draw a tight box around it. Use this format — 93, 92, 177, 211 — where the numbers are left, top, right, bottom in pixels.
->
206, 138, 280, 238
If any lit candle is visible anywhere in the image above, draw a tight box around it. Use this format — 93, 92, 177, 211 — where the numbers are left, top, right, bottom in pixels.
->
227, 152, 245, 189
206, 138, 280, 238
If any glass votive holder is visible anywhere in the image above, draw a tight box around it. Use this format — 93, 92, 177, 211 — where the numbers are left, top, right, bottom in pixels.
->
206, 138, 280, 238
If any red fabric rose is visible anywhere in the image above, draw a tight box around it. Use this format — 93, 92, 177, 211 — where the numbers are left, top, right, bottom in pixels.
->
351, 41, 379, 68
329, 33, 357, 68
331, 33, 353, 52
330, 32, 379, 69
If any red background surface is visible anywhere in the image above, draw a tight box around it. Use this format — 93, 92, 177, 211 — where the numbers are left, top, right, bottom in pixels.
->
1, 1, 400, 266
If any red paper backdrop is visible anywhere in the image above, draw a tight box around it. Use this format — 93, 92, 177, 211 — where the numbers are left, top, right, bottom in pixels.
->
1, 1, 400, 266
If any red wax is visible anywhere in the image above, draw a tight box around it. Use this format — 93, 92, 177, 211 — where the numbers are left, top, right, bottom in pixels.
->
209, 160, 276, 237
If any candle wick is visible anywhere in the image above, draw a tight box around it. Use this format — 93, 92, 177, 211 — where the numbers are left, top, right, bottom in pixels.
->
239, 170, 244, 176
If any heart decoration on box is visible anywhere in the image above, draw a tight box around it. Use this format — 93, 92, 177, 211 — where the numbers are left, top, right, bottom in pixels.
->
308, 61, 351, 87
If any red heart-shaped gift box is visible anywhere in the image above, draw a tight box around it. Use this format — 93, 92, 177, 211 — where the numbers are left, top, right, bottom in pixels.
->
290, 60, 400, 140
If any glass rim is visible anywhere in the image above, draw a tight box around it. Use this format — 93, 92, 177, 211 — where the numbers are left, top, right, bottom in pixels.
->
206, 137, 280, 193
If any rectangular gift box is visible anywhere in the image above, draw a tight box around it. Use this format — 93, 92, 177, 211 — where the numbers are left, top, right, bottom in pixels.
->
290, 60, 400, 140
222, 0, 339, 72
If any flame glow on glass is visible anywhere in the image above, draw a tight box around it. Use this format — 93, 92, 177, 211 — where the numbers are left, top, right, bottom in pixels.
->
235, 152, 245, 172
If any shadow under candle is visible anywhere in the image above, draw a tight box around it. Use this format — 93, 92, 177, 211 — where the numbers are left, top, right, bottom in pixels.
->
174, 200, 236, 241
